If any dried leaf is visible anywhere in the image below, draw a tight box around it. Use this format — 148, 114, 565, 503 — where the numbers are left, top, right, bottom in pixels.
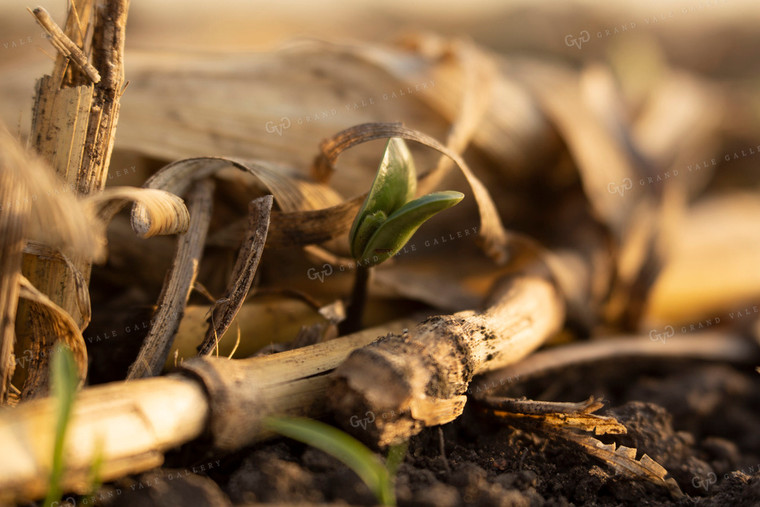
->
645, 192, 760, 325
132, 156, 350, 247
86, 186, 191, 238
559, 429, 684, 499
127, 179, 215, 379
198, 195, 273, 356
482, 396, 627, 436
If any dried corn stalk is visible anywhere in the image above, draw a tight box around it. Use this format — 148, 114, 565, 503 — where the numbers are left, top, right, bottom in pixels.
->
18, 0, 130, 400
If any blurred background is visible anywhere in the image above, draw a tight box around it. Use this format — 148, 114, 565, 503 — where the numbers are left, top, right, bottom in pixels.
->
3, 0, 760, 125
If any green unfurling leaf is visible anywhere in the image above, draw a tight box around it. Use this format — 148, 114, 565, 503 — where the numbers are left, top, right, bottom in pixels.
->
349, 137, 416, 258
358, 190, 464, 266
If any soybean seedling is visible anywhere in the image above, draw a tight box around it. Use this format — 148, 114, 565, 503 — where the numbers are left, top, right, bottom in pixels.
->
340, 138, 464, 334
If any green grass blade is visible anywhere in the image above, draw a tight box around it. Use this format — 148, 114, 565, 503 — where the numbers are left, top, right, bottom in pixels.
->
43, 345, 79, 507
264, 416, 396, 506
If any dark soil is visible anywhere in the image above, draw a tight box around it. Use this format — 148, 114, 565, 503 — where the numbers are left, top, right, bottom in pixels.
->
93, 358, 760, 507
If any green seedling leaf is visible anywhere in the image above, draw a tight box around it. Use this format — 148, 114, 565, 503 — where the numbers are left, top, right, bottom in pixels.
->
359, 190, 464, 267
349, 138, 416, 258
44, 345, 79, 507
264, 416, 396, 506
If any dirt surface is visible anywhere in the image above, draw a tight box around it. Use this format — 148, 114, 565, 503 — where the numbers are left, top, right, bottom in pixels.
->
86, 357, 760, 507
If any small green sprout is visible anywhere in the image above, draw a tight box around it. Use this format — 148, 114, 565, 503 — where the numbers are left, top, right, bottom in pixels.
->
341, 138, 463, 333
264, 416, 406, 506
349, 137, 464, 268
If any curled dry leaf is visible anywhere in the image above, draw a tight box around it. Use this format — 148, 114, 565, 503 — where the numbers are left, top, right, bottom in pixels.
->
86, 186, 191, 238
320, 36, 499, 192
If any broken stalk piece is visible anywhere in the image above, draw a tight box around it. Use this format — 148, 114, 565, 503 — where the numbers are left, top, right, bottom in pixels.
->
328, 261, 566, 446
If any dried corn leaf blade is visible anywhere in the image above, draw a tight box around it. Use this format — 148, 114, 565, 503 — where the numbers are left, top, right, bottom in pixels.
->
559, 429, 684, 499
511, 59, 676, 329
511, 59, 646, 238
198, 195, 272, 356
18, 276, 87, 389
132, 156, 350, 247
115, 49, 446, 180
